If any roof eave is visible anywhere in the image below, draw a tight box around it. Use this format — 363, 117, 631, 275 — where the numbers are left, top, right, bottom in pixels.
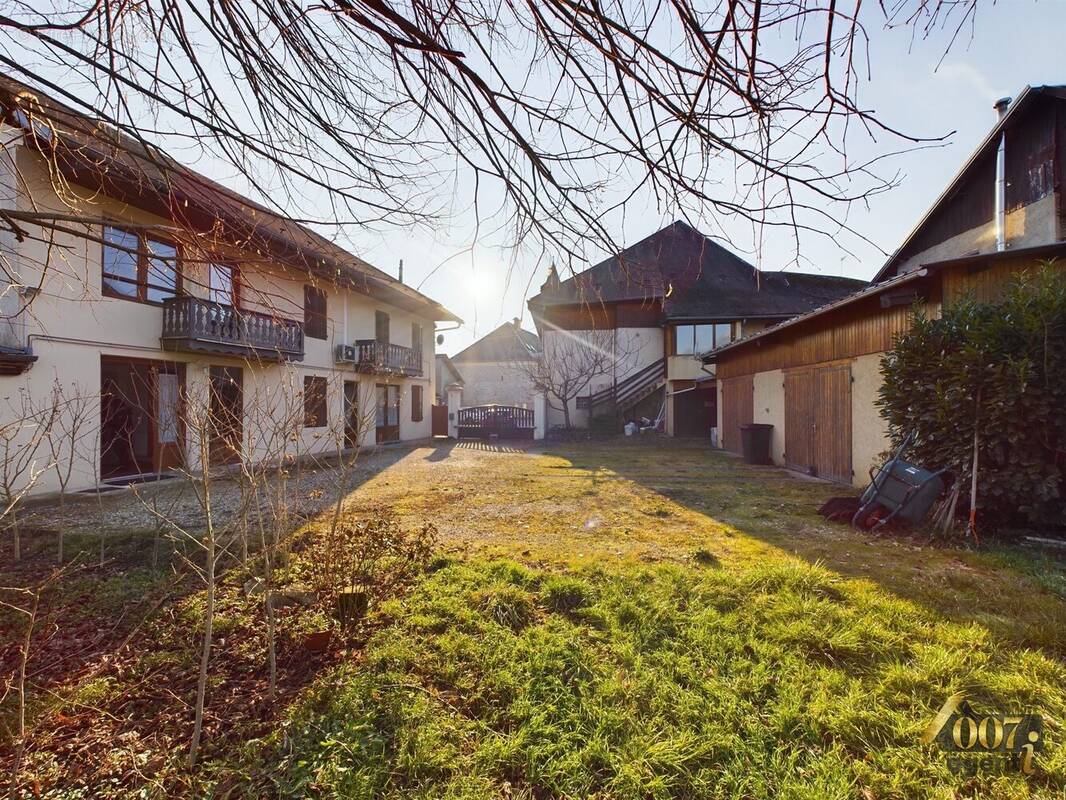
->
700, 268, 930, 364
871, 85, 1043, 284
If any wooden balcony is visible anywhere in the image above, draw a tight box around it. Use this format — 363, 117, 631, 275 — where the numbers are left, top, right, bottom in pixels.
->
354, 339, 423, 376
161, 296, 304, 362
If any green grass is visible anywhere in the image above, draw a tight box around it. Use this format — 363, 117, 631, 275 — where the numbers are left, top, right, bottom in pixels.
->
226, 556, 1065, 799
7, 439, 1066, 798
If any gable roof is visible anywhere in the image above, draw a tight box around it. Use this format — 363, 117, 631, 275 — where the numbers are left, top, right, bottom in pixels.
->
872, 84, 1066, 285
452, 320, 542, 363
528, 221, 865, 320
0, 74, 461, 322
435, 353, 464, 386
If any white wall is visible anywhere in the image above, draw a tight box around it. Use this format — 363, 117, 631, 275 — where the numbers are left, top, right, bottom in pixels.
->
541, 326, 663, 429
850, 352, 891, 486
753, 369, 785, 465
452, 359, 538, 408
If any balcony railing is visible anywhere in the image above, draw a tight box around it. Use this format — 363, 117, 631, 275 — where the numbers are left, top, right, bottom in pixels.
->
161, 296, 304, 361
354, 339, 422, 376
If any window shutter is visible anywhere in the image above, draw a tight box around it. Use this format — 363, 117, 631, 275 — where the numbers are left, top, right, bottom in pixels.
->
304, 285, 327, 340
411, 384, 423, 422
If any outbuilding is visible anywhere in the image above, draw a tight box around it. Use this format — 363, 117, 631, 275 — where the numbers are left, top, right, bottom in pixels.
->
705, 85, 1066, 486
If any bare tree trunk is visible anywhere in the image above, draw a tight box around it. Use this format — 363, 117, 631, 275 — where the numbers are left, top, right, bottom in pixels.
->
188, 429, 216, 768
12, 585, 40, 777
56, 492, 65, 564
256, 496, 277, 698
11, 507, 19, 562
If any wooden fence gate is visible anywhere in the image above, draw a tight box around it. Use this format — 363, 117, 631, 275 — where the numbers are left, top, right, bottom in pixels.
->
784, 363, 852, 483
431, 404, 449, 436
719, 375, 754, 455
457, 405, 535, 439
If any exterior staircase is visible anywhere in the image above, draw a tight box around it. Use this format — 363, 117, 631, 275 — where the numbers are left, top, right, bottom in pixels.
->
576, 358, 666, 414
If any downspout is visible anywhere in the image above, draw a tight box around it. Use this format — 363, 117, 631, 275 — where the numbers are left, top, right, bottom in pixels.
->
994, 96, 1011, 252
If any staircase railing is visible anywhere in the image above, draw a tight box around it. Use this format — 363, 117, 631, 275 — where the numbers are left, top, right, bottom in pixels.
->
576, 358, 666, 410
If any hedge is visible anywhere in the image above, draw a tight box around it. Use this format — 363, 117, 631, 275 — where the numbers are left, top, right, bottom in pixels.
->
877, 265, 1065, 535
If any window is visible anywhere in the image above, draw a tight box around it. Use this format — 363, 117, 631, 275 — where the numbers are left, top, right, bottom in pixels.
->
375, 310, 390, 343
411, 322, 423, 353
209, 263, 239, 307
694, 324, 714, 354
102, 225, 180, 303
304, 285, 327, 340
376, 384, 399, 427
674, 323, 733, 355
411, 384, 423, 422
303, 376, 328, 427
713, 323, 733, 347
675, 324, 695, 355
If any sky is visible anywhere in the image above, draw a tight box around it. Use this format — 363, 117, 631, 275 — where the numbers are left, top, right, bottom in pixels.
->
344, 0, 1063, 356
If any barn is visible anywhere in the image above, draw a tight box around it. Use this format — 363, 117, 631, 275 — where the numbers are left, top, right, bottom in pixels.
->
705, 85, 1066, 486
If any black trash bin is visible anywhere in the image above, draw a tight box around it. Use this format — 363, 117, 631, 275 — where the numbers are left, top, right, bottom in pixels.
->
740, 423, 774, 465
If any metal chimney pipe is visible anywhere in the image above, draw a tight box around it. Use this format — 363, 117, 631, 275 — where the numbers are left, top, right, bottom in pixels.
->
399, 258, 404, 283
993, 97, 1011, 252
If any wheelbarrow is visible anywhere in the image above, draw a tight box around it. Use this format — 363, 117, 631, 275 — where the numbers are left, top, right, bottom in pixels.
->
852, 432, 947, 532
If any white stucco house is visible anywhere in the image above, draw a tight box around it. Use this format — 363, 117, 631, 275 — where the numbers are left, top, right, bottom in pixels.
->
449, 319, 541, 409
0, 75, 459, 496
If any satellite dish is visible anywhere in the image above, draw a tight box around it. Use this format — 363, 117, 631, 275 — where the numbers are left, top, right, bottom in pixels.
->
436, 333, 444, 346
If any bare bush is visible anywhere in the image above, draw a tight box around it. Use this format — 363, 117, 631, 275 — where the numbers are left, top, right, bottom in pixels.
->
309, 511, 438, 631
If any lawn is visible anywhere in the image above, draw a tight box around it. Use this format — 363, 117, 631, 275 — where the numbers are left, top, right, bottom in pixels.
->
3, 439, 1065, 798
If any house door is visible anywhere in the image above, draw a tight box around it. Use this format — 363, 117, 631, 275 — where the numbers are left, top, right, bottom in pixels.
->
720, 375, 753, 454
673, 381, 717, 438
154, 369, 184, 471
814, 364, 852, 484
784, 364, 852, 483
344, 380, 360, 449
101, 356, 183, 479
375, 383, 400, 443
209, 366, 243, 465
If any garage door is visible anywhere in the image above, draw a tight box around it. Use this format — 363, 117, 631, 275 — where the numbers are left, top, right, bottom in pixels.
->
720, 375, 753, 455
784, 363, 852, 484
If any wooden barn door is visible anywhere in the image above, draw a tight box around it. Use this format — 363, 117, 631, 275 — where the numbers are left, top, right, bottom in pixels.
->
784, 363, 852, 483
784, 369, 813, 473
720, 375, 753, 454
813, 364, 852, 484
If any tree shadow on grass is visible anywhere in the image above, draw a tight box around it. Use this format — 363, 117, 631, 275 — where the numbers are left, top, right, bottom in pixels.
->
0, 440, 435, 792
545, 438, 1066, 655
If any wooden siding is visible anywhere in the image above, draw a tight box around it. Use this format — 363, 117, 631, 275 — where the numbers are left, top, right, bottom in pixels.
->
720, 375, 753, 455
892, 96, 1063, 271
717, 291, 934, 379
538, 299, 663, 330
941, 255, 1065, 305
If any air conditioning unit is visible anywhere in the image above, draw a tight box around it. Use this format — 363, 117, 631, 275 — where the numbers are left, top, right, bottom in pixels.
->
335, 344, 356, 363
